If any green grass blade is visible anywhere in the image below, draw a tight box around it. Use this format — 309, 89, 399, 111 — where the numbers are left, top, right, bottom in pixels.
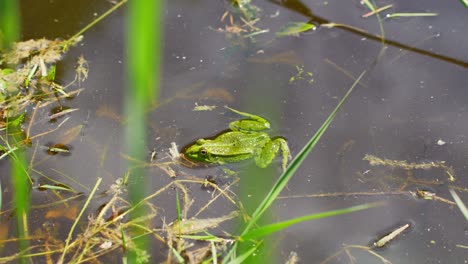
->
360, 0, 377, 11
59, 177, 102, 263
0, 176, 2, 211
449, 189, 468, 221
386, 12, 438, 18
179, 233, 228, 242
125, 0, 163, 260
37, 184, 75, 192
276, 22, 316, 37
170, 247, 185, 263
242, 202, 381, 240
211, 241, 218, 264
176, 189, 182, 221
244, 70, 367, 234
461, 0, 468, 8
222, 70, 368, 263
227, 242, 261, 264
0, 0, 20, 50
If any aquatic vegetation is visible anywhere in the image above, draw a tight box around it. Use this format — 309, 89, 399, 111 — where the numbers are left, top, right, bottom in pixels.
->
0, 0, 465, 263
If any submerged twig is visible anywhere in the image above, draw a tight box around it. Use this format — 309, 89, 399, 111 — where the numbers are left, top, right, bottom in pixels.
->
364, 154, 456, 182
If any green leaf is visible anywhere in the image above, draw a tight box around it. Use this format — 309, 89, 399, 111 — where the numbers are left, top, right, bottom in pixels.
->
176, 189, 181, 222
7, 113, 25, 129
242, 203, 381, 240
276, 22, 316, 37
46, 64, 56, 81
462, 0, 468, 8
25, 64, 38, 87
179, 234, 228, 242
1, 68, 14, 74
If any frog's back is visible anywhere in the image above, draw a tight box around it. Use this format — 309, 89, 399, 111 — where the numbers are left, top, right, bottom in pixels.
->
206, 131, 269, 155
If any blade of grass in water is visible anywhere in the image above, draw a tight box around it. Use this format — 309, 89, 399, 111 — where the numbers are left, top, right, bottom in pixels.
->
176, 189, 182, 221
242, 203, 381, 240
223, 70, 368, 263
227, 242, 261, 264
58, 178, 102, 264
11, 149, 29, 263
1, 2, 28, 262
125, 0, 163, 262
449, 189, 468, 221
461, 0, 468, 8
0, 0, 20, 50
362, 4, 393, 18
244, 70, 367, 234
386, 12, 438, 18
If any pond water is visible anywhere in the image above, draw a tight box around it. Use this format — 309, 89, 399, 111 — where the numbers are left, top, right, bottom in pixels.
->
0, 0, 467, 263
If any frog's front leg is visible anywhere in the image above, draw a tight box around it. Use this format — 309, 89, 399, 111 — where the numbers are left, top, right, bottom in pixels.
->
254, 138, 291, 171
225, 106, 271, 132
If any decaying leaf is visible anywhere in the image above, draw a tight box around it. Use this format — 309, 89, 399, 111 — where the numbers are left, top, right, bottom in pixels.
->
45, 205, 79, 220
56, 125, 83, 144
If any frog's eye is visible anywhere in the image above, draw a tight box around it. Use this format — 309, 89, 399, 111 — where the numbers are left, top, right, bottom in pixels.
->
200, 148, 208, 156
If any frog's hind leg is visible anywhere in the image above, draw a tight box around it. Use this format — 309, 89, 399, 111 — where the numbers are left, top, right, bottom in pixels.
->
254, 138, 291, 171
276, 138, 291, 171
225, 106, 271, 131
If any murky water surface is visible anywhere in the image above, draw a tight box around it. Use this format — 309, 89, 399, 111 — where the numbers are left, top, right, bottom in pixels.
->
1, 0, 467, 262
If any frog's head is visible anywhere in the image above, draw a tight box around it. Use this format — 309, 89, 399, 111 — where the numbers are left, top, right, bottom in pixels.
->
183, 143, 215, 163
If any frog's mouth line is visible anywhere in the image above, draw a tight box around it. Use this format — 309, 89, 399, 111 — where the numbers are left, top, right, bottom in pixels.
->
179, 153, 214, 168
179, 153, 199, 166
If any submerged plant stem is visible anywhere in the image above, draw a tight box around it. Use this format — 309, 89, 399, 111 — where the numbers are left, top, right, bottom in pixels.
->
58, 177, 102, 264
66, 0, 128, 45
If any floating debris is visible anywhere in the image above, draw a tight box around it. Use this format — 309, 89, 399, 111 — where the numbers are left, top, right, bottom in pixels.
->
412, 189, 436, 200
285, 251, 300, 264
49, 107, 79, 120
437, 139, 446, 146
76, 55, 89, 85
289, 65, 314, 84
193, 104, 217, 111
170, 211, 238, 235
169, 142, 180, 161
409, 189, 456, 204
374, 223, 410, 248
46, 143, 71, 155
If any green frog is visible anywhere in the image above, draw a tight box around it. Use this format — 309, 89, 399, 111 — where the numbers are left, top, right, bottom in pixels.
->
183, 106, 291, 171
